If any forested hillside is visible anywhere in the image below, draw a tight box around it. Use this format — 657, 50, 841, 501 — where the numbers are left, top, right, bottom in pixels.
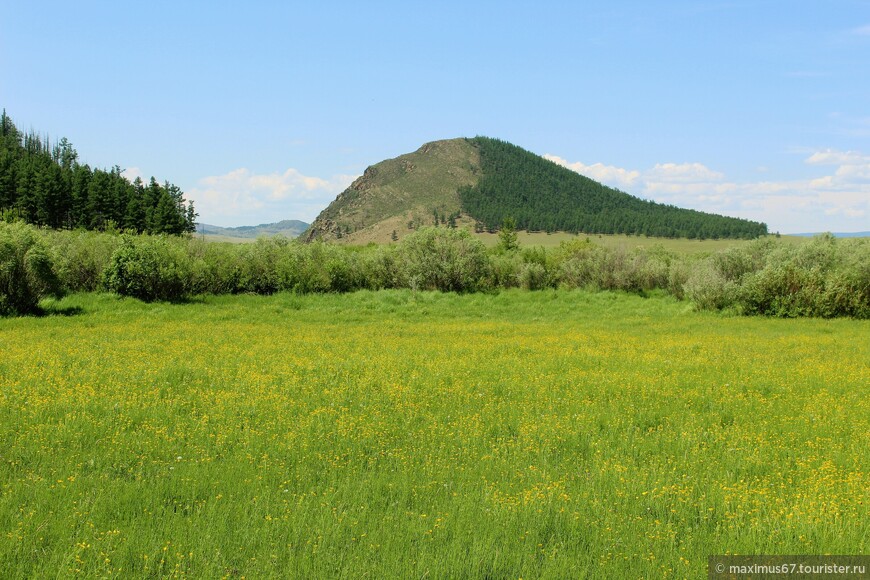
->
461, 137, 768, 239
0, 110, 196, 234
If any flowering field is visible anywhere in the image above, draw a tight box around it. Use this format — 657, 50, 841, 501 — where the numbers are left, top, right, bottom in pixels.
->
1, 290, 867, 578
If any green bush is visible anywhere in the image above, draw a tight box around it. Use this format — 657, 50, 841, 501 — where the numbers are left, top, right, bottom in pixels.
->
186, 239, 244, 295
47, 229, 121, 292
553, 242, 635, 292
3, 223, 867, 319
553, 239, 602, 289
633, 247, 673, 292
357, 245, 404, 290
103, 234, 191, 301
398, 227, 490, 292
236, 237, 286, 294
309, 242, 361, 293
708, 234, 870, 318
0, 222, 63, 315
823, 238, 870, 318
519, 262, 549, 290
487, 252, 522, 289
683, 261, 737, 311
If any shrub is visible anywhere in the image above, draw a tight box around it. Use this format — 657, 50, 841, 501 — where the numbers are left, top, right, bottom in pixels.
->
0, 222, 63, 315
737, 262, 818, 317
236, 237, 285, 294
683, 261, 736, 311
519, 262, 549, 290
291, 242, 335, 293
487, 252, 522, 289
357, 245, 404, 290
553, 241, 643, 291
186, 239, 245, 295
47, 229, 121, 292
553, 239, 602, 289
733, 236, 870, 318
103, 234, 190, 301
633, 247, 673, 291
398, 227, 490, 292
666, 258, 692, 300
824, 238, 869, 318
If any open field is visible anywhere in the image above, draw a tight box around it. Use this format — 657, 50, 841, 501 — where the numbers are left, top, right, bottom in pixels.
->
193, 233, 261, 244
477, 231, 809, 253
335, 221, 811, 253
1, 290, 867, 577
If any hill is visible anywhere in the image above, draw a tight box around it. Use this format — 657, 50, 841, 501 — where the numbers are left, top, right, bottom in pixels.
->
197, 220, 309, 241
303, 138, 478, 242
303, 136, 767, 242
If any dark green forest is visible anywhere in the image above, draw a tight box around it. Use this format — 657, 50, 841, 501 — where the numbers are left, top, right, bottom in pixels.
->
461, 137, 768, 239
0, 110, 196, 234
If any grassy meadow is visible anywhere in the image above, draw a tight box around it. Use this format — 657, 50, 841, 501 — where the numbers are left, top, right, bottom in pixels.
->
335, 221, 807, 253
1, 290, 868, 578
477, 230, 806, 253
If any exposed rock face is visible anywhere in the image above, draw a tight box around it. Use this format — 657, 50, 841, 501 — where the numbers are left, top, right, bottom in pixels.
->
302, 218, 336, 242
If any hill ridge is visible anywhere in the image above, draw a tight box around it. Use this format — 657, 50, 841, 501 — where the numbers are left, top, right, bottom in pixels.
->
303, 136, 767, 242
197, 219, 309, 240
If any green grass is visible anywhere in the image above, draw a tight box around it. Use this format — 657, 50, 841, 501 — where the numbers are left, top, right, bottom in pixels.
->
344, 224, 807, 253
1, 290, 867, 578
194, 233, 260, 244
474, 231, 806, 253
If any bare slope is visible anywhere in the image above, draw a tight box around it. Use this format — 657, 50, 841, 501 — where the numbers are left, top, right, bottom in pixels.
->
303, 139, 480, 242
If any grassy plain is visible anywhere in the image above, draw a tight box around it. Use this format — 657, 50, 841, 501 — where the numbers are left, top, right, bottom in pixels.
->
1, 290, 867, 578
477, 231, 808, 253
343, 224, 808, 253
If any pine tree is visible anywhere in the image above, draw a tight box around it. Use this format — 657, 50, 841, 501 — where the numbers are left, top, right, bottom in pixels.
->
497, 216, 518, 252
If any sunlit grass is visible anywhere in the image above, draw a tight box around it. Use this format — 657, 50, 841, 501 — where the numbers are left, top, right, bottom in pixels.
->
1, 290, 867, 578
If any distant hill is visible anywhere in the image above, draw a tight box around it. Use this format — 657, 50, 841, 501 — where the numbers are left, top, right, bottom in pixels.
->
304, 136, 767, 242
197, 220, 309, 241
789, 231, 869, 238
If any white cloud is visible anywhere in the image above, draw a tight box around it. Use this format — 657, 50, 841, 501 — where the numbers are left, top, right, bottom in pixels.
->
544, 154, 640, 190
187, 168, 355, 226
546, 149, 870, 233
853, 24, 870, 35
805, 149, 869, 166
122, 166, 144, 183
645, 162, 725, 183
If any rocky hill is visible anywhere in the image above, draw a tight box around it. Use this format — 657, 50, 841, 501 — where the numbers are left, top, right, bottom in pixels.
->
303, 137, 767, 242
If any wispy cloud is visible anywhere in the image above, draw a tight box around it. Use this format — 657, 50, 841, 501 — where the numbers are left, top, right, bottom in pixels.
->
546, 150, 870, 233
805, 149, 869, 166
853, 24, 870, 36
187, 168, 355, 226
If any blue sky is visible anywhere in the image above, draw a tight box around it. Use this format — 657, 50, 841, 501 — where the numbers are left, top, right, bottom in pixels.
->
2, 1, 869, 233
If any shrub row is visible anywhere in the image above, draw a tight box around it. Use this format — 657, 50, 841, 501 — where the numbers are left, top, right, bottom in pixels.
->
1, 222, 867, 318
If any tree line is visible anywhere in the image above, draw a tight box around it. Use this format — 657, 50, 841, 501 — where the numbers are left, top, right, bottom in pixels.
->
460, 137, 768, 239
0, 110, 196, 234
